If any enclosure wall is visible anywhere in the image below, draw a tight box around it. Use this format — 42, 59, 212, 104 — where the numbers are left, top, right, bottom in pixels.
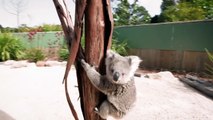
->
114, 20, 213, 72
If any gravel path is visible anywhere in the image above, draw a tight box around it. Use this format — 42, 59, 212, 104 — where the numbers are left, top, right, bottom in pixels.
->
0, 63, 212, 120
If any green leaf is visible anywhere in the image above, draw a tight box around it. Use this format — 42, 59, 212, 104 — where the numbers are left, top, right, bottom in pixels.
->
204, 48, 213, 79
0, 33, 25, 61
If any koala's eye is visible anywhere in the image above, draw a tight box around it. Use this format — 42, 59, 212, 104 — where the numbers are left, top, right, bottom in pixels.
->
122, 73, 125, 76
111, 69, 114, 73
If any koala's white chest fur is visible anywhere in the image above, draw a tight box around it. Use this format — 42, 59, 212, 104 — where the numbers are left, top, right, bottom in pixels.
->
107, 79, 136, 112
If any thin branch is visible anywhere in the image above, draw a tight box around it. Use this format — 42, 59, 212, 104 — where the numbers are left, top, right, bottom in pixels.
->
104, 0, 114, 51
63, 0, 87, 87
53, 0, 79, 120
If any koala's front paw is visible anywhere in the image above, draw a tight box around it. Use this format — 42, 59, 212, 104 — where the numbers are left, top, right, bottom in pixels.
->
81, 59, 87, 68
81, 59, 91, 71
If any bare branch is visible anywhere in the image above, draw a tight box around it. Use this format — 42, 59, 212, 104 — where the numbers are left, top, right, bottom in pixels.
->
63, 0, 87, 87
53, 0, 87, 119
2, 0, 28, 27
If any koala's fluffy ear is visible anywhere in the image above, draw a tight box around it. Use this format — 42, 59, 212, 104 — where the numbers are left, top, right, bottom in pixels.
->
127, 56, 142, 76
106, 50, 120, 59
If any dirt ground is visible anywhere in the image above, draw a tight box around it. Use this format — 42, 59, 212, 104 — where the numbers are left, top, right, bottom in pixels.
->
0, 63, 213, 120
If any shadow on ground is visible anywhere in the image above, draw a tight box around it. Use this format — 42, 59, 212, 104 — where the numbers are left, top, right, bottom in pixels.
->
0, 110, 15, 120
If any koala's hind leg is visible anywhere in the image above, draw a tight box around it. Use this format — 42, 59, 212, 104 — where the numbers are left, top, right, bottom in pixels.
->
96, 100, 124, 119
95, 100, 110, 119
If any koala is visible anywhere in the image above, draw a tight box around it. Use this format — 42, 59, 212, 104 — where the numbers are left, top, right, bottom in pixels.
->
81, 50, 141, 119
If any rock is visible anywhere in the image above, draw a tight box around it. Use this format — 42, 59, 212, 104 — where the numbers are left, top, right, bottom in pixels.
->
145, 73, 162, 79
144, 71, 175, 80
4, 60, 16, 66
3, 60, 68, 67
158, 71, 175, 79
45, 61, 62, 67
36, 61, 46, 67
11, 61, 28, 68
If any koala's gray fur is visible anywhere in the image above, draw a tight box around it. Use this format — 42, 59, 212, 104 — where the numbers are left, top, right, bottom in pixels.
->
81, 50, 141, 119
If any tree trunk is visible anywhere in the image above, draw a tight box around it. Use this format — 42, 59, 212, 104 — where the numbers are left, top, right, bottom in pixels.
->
82, 0, 106, 119
53, 0, 113, 120
76, 0, 113, 119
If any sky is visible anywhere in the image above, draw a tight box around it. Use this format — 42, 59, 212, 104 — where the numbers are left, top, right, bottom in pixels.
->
0, 0, 162, 28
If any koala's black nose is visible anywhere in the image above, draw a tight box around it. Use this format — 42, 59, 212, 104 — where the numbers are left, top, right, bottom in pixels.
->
113, 72, 120, 81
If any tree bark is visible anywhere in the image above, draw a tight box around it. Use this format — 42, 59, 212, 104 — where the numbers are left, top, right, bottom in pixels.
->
77, 1, 113, 120
82, 0, 107, 119
53, 0, 113, 120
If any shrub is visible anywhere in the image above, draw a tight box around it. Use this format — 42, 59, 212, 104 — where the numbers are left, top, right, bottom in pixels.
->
111, 38, 128, 56
205, 48, 213, 79
58, 41, 70, 61
0, 33, 25, 61
25, 48, 45, 62
58, 36, 83, 61
59, 47, 69, 61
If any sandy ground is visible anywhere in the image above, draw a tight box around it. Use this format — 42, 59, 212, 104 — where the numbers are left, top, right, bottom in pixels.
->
0, 64, 83, 120
0, 63, 213, 120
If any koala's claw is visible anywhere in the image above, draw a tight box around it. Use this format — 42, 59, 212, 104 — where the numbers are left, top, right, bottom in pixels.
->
91, 64, 97, 69
94, 107, 99, 113
81, 59, 95, 68
81, 59, 86, 64
81, 59, 86, 67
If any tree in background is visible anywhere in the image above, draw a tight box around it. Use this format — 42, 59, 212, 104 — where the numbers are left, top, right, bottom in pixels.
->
160, 0, 177, 11
0, 24, 62, 33
153, 0, 213, 22
2, 0, 28, 27
160, 2, 205, 22
41, 24, 62, 32
179, 0, 213, 19
113, 0, 151, 26
151, 0, 177, 23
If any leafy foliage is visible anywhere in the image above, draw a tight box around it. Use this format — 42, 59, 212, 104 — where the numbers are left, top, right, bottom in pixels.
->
41, 24, 62, 32
157, 0, 213, 22
113, 0, 151, 26
161, 2, 205, 22
24, 48, 45, 62
0, 24, 62, 33
58, 43, 69, 61
205, 48, 213, 79
189, 0, 213, 19
161, 0, 177, 11
0, 33, 25, 61
111, 38, 128, 56
59, 48, 69, 61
